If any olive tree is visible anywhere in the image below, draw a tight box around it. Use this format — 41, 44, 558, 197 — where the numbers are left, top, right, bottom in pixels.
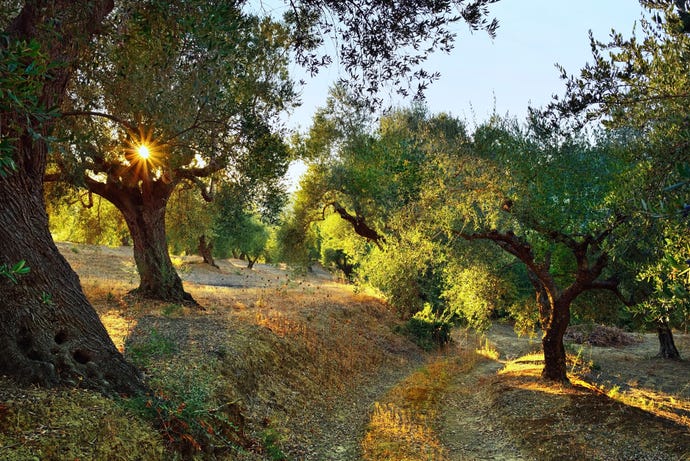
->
543, 0, 690, 357
424, 117, 641, 381
50, 0, 295, 303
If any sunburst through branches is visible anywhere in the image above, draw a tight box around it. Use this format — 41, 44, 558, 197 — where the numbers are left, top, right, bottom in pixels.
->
124, 126, 164, 181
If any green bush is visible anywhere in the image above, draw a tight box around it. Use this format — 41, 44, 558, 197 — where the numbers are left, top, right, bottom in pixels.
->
397, 304, 452, 350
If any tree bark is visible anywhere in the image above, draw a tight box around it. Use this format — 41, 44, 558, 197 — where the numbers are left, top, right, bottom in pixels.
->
0, 0, 145, 395
247, 257, 257, 269
0, 173, 144, 395
540, 297, 571, 382
89, 179, 196, 304
124, 200, 194, 303
531, 277, 570, 382
198, 235, 218, 268
657, 321, 681, 359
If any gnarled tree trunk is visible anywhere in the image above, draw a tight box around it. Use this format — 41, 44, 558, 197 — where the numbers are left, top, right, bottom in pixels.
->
88, 178, 195, 304
0, 169, 144, 394
531, 276, 570, 382
539, 296, 571, 382
124, 200, 194, 303
0, 0, 144, 395
657, 321, 681, 359
198, 235, 218, 268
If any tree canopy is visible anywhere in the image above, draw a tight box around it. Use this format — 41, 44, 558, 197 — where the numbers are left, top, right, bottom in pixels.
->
540, 0, 690, 357
286, 0, 499, 104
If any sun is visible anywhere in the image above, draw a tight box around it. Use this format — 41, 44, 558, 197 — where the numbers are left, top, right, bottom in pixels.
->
123, 126, 165, 181
137, 145, 151, 159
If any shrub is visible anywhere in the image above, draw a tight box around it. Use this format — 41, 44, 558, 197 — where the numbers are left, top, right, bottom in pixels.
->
120, 363, 250, 458
397, 304, 452, 350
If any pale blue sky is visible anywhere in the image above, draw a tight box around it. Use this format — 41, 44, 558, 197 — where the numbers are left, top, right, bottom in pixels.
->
284, 0, 646, 130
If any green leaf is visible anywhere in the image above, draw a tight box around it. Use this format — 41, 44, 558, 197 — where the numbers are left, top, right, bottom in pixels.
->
12, 260, 30, 276
663, 181, 687, 192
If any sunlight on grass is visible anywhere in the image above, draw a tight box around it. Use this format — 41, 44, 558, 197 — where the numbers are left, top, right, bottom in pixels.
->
498, 353, 544, 376
363, 402, 448, 461
572, 376, 690, 427
0, 378, 166, 460
81, 282, 140, 353
475, 336, 500, 360
100, 310, 138, 353
499, 351, 690, 428
362, 348, 481, 461
498, 353, 580, 396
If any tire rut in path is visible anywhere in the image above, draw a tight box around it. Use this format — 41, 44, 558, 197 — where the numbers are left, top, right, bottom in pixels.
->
437, 358, 528, 461
289, 357, 425, 461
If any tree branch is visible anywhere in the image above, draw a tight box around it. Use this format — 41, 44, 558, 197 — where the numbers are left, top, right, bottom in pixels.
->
328, 201, 384, 249
179, 175, 214, 202
61, 110, 138, 132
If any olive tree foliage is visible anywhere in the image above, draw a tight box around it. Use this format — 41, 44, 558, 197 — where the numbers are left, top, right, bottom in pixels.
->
544, 1, 690, 201
633, 222, 689, 356
317, 213, 369, 280
441, 240, 529, 332
211, 182, 283, 268
0, 24, 50, 177
46, 186, 129, 246
288, 101, 523, 327
361, 226, 442, 318
288, 86, 390, 250
165, 185, 213, 256
0, 0, 498, 391
284, 89, 459, 265
285, 0, 499, 105
542, 0, 690, 357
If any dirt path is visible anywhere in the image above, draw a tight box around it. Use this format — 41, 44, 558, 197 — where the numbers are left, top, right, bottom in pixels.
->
292, 360, 425, 460
438, 358, 526, 460
435, 327, 536, 461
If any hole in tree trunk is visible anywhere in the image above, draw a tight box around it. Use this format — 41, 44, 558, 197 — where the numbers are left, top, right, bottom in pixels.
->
72, 349, 92, 364
54, 330, 69, 345
17, 335, 31, 352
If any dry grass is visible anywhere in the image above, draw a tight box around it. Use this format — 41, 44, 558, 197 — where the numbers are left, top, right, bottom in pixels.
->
362, 338, 482, 461
3, 243, 690, 460
0, 378, 166, 461
491, 349, 690, 460
1, 243, 425, 460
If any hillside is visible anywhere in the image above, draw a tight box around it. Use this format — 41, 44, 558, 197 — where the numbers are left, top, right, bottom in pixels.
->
0, 242, 688, 460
